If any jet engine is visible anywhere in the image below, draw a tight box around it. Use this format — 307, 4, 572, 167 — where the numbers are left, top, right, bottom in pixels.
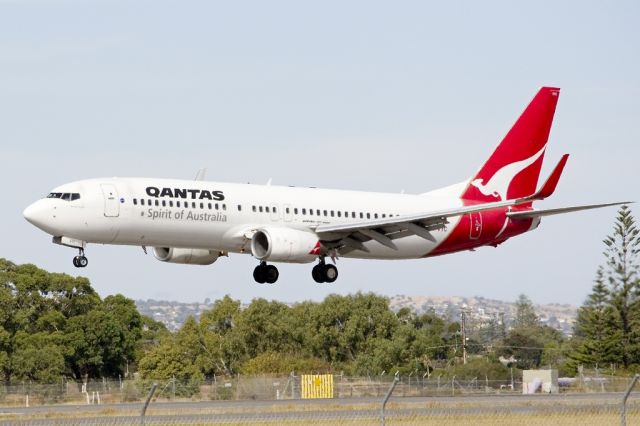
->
250, 227, 319, 263
153, 247, 220, 265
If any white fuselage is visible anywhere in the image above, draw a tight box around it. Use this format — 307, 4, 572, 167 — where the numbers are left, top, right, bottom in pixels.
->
24, 177, 465, 262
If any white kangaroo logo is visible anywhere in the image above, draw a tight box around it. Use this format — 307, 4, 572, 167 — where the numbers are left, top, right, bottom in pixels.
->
471, 145, 546, 201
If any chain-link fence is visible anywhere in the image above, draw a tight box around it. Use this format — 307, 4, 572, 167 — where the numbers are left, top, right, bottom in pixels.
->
0, 374, 639, 425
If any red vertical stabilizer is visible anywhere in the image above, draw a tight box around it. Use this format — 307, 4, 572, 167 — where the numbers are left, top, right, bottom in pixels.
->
461, 87, 560, 203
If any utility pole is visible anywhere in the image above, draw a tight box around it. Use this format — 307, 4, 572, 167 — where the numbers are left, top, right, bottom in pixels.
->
461, 309, 468, 365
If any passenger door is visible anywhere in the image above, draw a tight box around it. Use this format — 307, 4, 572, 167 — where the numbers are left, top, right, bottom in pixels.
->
101, 184, 120, 217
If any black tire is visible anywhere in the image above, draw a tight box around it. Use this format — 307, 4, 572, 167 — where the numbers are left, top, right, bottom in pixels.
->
253, 265, 267, 284
312, 265, 324, 283
323, 264, 338, 283
78, 256, 88, 268
72, 256, 79, 268
265, 265, 279, 284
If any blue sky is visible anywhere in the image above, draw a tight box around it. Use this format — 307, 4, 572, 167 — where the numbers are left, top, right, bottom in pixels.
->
2, 1, 638, 305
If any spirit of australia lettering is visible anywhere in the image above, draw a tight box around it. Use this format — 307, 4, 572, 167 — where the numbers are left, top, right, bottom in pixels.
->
146, 186, 225, 201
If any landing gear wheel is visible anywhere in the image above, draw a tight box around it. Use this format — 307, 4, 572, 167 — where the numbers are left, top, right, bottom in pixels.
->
312, 262, 338, 283
312, 265, 324, 283
253, 264, 267, 284
72, 255, 88, 268
264, 265, 279, 284
323, 264, 338, 283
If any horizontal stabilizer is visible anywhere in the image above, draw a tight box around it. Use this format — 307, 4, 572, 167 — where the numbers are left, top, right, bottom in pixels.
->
507, 201, 632, 220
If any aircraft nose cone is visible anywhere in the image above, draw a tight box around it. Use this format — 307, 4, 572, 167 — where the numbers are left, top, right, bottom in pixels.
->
23, 200, 51, 230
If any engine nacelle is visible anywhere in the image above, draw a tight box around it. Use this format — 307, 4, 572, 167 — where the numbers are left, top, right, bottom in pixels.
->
153, 247, 220, 265
250, 227, 319, 263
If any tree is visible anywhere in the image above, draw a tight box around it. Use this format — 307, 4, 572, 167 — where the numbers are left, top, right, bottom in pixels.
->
0, 259, 100, 382
570, 268, 622, 368
138, 316, 204, 381
602, 206, 640, 367
513, 294, 539, 329
570, 206, 640, 370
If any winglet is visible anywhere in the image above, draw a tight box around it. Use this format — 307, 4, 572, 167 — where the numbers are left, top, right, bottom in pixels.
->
526, 154, 569, 201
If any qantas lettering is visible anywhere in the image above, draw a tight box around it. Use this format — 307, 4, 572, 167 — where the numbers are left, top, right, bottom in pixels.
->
145, 186, 225, 201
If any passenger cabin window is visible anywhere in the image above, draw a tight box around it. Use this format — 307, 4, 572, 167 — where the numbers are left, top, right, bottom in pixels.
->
169, 201, 173, 207
302, 208, 306, 215
223, 204, 226, 211
294, 208, 298, 214
133, 199, 138, 205
140, 199, 145, 206
237, 205, 242, 211
266, 206, 270, 213
176, 201, 181, 207
162, 200, 166, 207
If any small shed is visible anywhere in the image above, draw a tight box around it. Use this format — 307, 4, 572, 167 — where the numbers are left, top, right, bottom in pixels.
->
522, 369, 559, 394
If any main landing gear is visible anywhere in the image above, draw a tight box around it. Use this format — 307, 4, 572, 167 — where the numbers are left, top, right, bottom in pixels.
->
253, 261, 279, 284
312, 259, 338, 283
72, 248, 88, 268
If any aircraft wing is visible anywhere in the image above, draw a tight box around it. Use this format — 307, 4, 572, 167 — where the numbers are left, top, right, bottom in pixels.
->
506, 202, 631, 220
314, 154, 574, 249
314, 197, 541, 253
314, 154, 629, 253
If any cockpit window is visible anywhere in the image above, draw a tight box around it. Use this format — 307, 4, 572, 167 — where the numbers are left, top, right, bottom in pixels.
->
47, 192, 81, 201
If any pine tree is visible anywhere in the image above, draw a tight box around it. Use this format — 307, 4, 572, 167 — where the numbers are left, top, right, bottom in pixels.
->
571, 267, 622, 367
602, 206, 640, 367
513, 294, 539, 329
570, 206, 640, 370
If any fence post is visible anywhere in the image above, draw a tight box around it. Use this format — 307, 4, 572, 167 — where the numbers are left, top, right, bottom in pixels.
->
621, 374, 640, 426
140, 383, 158, 426
380, 373, 399, 426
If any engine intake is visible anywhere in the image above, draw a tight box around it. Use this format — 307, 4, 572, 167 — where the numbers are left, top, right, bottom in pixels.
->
153, 247, 220, 265
251, 227, 318, 263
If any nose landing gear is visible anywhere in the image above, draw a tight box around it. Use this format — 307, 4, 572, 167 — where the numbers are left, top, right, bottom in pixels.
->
312, 259, 338, 283
72, 248, 88, 268
253, 261, 279, 284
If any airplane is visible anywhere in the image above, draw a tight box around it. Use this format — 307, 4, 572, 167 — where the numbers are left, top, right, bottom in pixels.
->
23, 87, 629, 284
